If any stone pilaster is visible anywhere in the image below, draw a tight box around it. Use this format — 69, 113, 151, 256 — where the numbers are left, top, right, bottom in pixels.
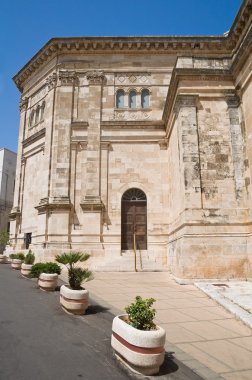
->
226, 93, 245, 203
81, 71, 105, 209
80, 71, 105, 240
9, 97, 28, 247
174, 95, 202, 209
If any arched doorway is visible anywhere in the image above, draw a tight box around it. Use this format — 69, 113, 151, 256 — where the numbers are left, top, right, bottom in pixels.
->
121, 188, 147, 250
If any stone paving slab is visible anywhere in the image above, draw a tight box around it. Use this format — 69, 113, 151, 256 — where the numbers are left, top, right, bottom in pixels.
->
82, 272, 252, 380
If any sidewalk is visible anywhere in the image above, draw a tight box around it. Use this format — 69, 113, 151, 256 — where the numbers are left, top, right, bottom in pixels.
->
85, 272, 252, 380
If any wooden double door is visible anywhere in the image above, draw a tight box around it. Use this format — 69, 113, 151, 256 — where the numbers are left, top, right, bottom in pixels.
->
121, 200, 147, 250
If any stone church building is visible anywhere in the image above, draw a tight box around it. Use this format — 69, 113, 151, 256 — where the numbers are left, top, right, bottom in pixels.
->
9, 0, 252, 279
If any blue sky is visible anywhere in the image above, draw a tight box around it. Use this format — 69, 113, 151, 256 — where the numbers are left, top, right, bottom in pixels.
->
0, 0, 242, 153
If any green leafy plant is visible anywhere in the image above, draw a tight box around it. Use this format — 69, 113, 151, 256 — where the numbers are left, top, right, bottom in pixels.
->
24, 250, 35, 265
9, 253, 25, 261
0, 231, 10, 247
125, 296, 156, 331
55, 252, 93, 290
30, 262, 61, 278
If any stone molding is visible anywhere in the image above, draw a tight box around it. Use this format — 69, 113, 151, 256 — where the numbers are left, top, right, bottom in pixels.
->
19, 97, 28, 112
225, 94, 240, 108
86, 71, 105, 85
35, 197, 72, 213
80, 196, 105, 212
9, 206, 21, 220
22, 128, 46, 148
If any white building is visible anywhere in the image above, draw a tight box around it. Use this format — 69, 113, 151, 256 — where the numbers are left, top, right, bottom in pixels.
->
0, 148, 17, 249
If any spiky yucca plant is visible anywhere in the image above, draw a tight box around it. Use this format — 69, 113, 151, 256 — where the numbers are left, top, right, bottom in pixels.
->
55, 252, 93, 290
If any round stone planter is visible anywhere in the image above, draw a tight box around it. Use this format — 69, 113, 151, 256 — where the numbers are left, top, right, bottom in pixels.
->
11, 259, 22, 270
21, 263, 33, 277
60, 284, 89, 315
0, 254, 7, 264
38, 273, 58, 291
111, 314, 166, 376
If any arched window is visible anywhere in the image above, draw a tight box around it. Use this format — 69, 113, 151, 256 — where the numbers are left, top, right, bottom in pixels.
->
129, 90, 137, 108
116, 90, 125, 108
121, 188, 147, 250
40, 101, 45, 121
35, 106, 40, 124
141, 89, 150, 108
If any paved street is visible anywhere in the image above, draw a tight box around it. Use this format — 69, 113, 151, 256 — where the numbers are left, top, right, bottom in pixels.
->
85, 272, 252, 380
0, 265, 202, 380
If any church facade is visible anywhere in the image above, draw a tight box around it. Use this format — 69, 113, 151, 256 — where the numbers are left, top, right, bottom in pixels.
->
9, 0, 252, 279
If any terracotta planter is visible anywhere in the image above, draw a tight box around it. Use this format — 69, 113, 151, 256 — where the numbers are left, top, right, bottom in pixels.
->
111, 314, 166, 375
11, 259, 22, 270
0, 254, 7, 263
60, 284, 89, 315
38, 273, 58, 291
21, 263, 33, 277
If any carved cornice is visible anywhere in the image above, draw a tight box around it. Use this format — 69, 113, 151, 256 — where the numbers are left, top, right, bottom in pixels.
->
86, 71, 105, 85
12, 1, 252, 92
58, 70, 78, 86
162, 68, 233, 123
35, 197, 72, 213
19, 97, 28, 112
22, 128, 46, 148
9, 207, 21, 220
80, 196, 104, 212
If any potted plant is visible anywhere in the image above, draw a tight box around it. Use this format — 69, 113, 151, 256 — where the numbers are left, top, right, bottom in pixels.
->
55, 252, 93, 315
10, 253, 25, 270
111, 296, 166, 375
21, 250, 35, 277
31, 262, 61, 291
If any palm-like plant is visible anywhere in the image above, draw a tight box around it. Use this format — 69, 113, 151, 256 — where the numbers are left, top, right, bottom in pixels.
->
55, 252, 93, 290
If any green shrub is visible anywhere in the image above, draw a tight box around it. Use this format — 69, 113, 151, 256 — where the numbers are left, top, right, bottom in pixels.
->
17, 253, 25, 261
9, 253, 25, 261
125, 296, 156, 331
55, 252, 93, 290
31, 262, 61, 278
24, 251, 35, 265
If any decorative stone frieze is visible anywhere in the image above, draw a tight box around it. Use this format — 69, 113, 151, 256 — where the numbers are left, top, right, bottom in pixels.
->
46, 73, 57, 90
115, 73, 151, 86
58, 70, 78, 86
86, 71, 105, 85
19, 97, 28, 112
113, 110, 151, 120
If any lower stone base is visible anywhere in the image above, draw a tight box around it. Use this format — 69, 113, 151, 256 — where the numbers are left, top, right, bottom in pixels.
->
6, 225, 252, 279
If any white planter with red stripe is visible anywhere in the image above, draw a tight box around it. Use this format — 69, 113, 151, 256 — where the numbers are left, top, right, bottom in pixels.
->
38, 273, 58, 291
60, 285, 89, 315
111, 314, 166, 375
0, 254, 7, 263
21, 263, 33, 277
11, 259, 22, 270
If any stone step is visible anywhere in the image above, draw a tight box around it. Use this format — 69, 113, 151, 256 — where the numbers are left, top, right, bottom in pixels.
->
90, 253, 168, 272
